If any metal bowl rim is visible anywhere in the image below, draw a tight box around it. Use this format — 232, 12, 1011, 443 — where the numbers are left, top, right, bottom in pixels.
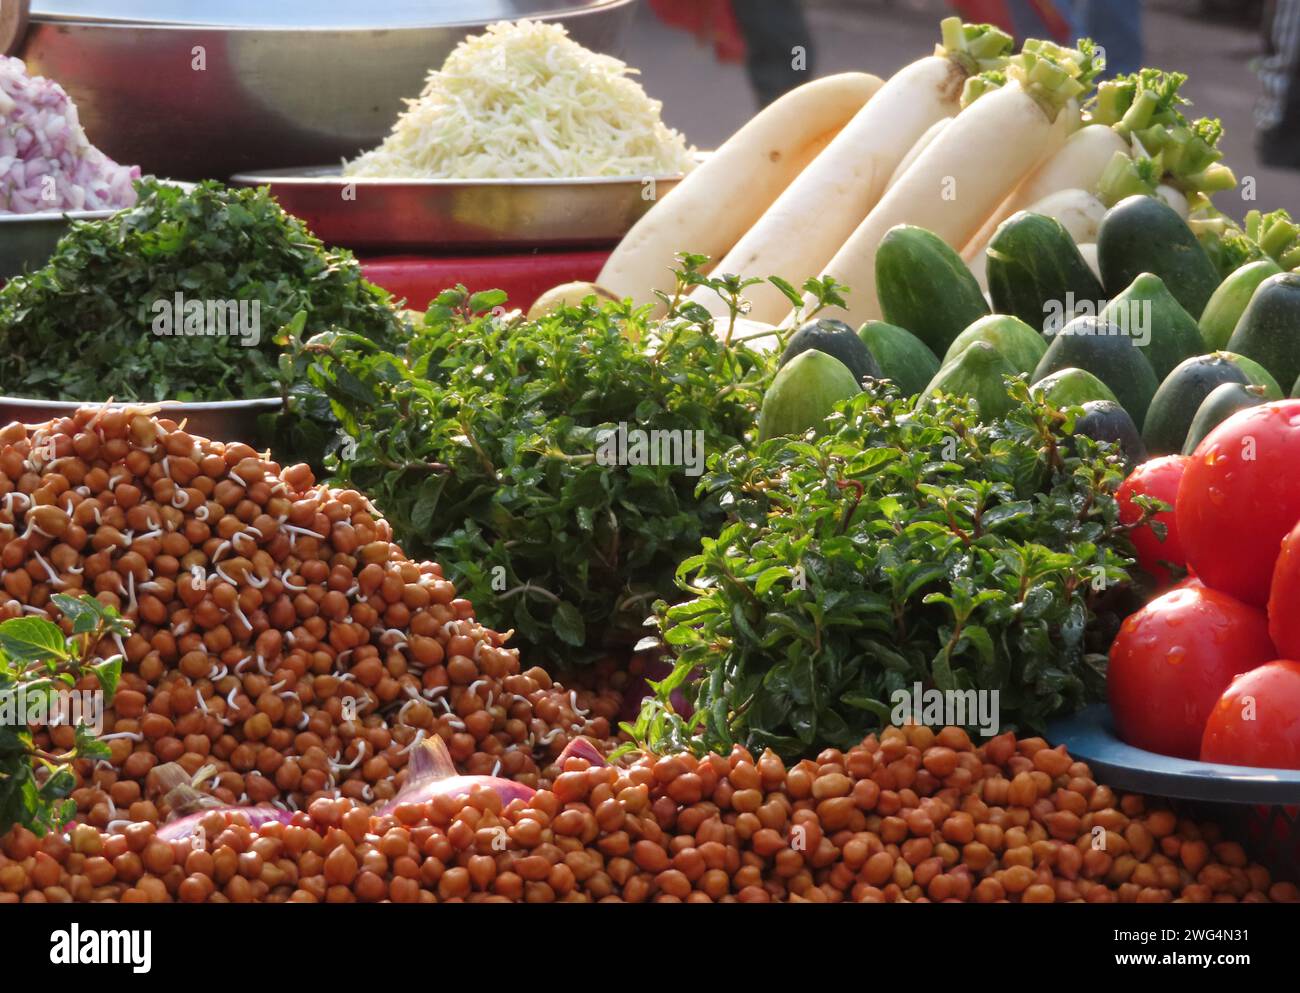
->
0, 396, 284, 412
0, 208, 117, 224
25, 0, 636, 33
0, 180, 192, 226
231, 166, 689, 188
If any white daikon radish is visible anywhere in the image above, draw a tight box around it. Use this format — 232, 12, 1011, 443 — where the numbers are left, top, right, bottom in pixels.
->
790, 40, 1099, 328
961, 123, 1128, 265
1157, 183, 1190, 218
597, 72, 882, 306
1009, 124, 1129, 214
688, 19, 1012, 324
1014, 188, 1106, 251
1077, 243, 1101, 281
886, 117, 952, 193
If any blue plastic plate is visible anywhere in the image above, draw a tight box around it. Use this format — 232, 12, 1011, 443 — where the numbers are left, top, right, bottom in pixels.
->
1047, 705, 1300, 806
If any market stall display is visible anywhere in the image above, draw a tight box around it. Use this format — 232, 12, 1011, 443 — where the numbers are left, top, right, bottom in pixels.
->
2, 11, 1300, 911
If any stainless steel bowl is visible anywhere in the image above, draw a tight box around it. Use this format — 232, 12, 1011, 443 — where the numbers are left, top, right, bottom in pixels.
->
0, 208, 114, 281
0, 396, 283, 446
7, 0, 639, 181
0, 180, 192, 282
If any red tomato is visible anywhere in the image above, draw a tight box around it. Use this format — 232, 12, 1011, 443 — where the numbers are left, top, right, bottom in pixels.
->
1116, 455, 1188, 587
1178, 400, 1300, 606
1201, 660, 1300, 769
1269, 520, 1300, 658
1108, 585, 1275, 758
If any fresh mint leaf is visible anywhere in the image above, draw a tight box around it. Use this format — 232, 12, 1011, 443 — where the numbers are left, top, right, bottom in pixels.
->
635, 380, 1142, 759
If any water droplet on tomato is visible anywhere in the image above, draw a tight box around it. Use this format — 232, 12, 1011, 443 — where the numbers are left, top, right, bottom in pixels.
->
1166, 646, 1186, 666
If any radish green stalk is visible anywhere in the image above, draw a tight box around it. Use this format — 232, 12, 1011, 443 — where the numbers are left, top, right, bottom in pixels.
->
1246, 209, 1300, 270
1090, 70, 1235, 209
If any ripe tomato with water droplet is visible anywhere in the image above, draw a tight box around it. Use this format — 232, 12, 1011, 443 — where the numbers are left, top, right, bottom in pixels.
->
1201, 660, 1300, 769
1108, 585, 1275, 758
1177, 401, 1300, 606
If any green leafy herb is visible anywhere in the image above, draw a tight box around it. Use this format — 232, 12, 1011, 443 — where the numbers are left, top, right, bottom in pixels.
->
0, 595, 130, 836
0, 179, 407, 404
627, 379, 1141, 760
303, 274, 774, 669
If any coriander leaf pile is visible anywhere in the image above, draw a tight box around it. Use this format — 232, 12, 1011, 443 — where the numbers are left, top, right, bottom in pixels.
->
305, 285, 773, 670
630, 380, 1144, 760
0, 179, 406, 403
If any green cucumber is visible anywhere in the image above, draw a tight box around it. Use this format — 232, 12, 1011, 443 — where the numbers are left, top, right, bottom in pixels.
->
922, 341, 1019, 422
758, 350, 861, 442
780, 319, 882, 384
1199, 259, 1283, 351
876, 225, 990, 357
987, 211, 1105, 333
1097, 195, 1222, 319
1031, 316, 1160, 429
940, 314, 1047, 377
1182, 382, 1269, 455
1033, 367, 1120, 408
857, 321, 939, 396
1141, 353, 1259, 456
1071, 400, 1146, 469
1099, 273, 1202, 382
1225, 272, 1300, 395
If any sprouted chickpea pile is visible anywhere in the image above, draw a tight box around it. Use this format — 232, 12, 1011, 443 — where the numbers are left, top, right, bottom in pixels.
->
1, 724, 1295, 903
0, 407, 619, 837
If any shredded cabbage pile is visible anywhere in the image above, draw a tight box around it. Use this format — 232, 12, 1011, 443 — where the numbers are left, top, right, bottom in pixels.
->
344, 20, 694, 180
0, 55, 140, 215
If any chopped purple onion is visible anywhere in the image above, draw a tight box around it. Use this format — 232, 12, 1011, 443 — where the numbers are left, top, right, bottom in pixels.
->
0, 54, 140, 215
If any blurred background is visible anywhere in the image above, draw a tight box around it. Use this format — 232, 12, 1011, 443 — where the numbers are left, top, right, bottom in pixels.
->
627, 0, 1299, 214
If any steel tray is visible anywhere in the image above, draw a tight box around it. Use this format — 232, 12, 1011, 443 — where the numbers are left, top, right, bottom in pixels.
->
230, 165, 685, 252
